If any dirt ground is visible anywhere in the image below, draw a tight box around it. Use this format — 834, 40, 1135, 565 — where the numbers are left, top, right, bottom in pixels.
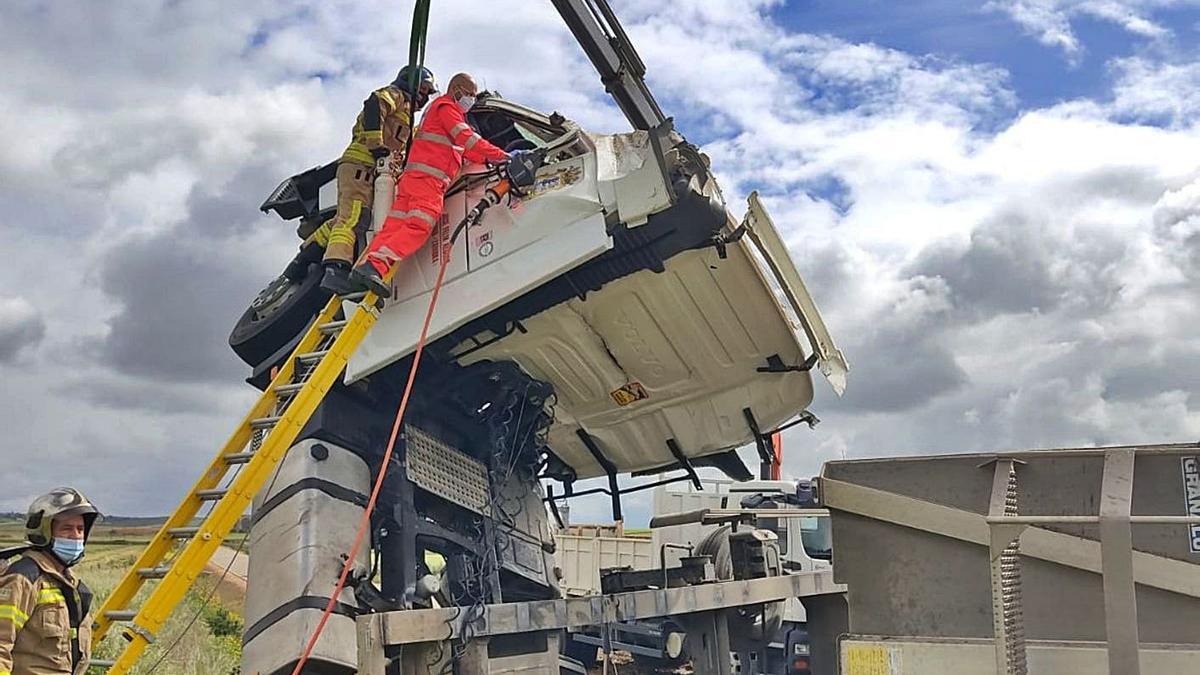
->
203, 546, 248, 609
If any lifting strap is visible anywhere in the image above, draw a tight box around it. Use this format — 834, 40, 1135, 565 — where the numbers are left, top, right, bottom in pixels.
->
401, 0, 432, 173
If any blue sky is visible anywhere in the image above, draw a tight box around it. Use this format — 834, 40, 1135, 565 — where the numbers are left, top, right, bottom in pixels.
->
772, 1, 1200, 112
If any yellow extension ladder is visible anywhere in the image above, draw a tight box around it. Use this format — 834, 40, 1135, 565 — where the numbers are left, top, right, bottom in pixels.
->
89, 288, 384, 673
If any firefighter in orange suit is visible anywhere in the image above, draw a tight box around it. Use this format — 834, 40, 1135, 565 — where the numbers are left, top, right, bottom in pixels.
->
335, 72, 509, 298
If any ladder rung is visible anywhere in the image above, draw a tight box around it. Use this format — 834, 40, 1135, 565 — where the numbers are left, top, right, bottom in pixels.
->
224, 451, 255, 465
195, 489, 227, 501
250, 416, 281, 430
137, 566, 172, 579
274, 382, 306, 395
295, 350, 330, 365
88, 659, 115, 668
105, 610, 137, 621
167, 527, 200, 539
319, 319, 348, 334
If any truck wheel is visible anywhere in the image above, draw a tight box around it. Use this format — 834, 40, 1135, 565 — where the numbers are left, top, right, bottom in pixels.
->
694, 525, 785, 650
229, 262, 331, 366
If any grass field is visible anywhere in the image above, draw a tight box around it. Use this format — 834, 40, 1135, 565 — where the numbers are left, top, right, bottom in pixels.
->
2, 518, 245, 674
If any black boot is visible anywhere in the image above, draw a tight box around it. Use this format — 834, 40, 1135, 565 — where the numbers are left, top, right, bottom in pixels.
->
348, 263, 392, 299
318, 260, 354, 295
284, 243, 324, 282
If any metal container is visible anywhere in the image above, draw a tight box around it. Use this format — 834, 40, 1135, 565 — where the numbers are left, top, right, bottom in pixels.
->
241, 439, 371, 675
554, 531, 654, 596
821, 444, 1200, 675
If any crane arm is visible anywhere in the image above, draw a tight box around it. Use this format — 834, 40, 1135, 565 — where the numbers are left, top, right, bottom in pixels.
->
551, 0, 667, 130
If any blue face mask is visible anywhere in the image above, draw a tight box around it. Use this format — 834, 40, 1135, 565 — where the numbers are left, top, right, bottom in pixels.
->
51, 538, 85, 566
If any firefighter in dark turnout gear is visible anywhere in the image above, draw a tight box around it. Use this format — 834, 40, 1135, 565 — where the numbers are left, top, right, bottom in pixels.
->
311, 65, 438, 292
0, 488, 100, 675
341, 72, 509, 298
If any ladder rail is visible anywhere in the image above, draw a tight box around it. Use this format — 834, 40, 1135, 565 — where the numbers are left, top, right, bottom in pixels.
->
92, 297, 339, 641
92, 294, 376, 671
112, 302, 374, 662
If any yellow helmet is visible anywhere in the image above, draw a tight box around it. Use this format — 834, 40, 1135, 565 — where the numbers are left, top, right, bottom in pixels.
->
25, 487, 101, 546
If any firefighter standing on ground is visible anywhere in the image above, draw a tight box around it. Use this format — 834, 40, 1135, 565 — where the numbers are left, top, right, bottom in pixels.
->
339, 72, 511, 298
305, 66, 438, 293
0, 488, 100, 675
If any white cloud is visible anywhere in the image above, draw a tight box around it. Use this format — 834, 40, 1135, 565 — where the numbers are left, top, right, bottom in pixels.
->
986, 0, 1194, 61
988, 0, 1085, 56
2, 1, 1200, 520
0, 296, 45, 363
1109, 56, 1200, 124
609, 1, 1200, 474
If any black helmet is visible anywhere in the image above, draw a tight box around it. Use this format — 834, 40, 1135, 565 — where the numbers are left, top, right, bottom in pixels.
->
392, 65, 437, 107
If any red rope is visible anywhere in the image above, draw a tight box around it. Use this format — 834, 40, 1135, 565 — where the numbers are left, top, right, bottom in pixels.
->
290, 252, 453, 674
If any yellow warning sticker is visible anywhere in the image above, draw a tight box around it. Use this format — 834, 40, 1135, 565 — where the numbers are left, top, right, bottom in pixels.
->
844, 644, 893, 675
610, 382, 649, 407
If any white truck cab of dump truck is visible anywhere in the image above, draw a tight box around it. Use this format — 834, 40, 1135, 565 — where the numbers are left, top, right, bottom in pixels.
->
555, 478, 832, 673
652, 478, 832, 571
651, 478, 832, 673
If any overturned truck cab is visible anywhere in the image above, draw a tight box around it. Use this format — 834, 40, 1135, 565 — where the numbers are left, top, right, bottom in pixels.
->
233, 95, 847, 674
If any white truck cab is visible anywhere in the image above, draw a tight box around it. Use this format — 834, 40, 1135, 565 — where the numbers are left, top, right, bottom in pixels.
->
650, 478, 831, 673
652, 478, 831, 571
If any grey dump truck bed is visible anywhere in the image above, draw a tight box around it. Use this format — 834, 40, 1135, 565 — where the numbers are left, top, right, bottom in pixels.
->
820, 443, 1200, 675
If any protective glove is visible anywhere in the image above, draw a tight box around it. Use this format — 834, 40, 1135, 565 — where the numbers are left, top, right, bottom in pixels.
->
370, 146, 390, 160
506, 149, 543, 191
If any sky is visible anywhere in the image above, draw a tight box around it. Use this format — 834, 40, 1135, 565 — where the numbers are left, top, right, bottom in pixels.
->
1, 0, 1199, 523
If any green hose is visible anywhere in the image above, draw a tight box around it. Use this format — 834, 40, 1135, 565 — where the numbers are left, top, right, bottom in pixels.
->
401, 0, 431, 172
409, 0, 431, 85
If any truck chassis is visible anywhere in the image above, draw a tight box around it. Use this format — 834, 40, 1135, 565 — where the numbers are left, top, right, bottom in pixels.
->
356, 569, 845, 674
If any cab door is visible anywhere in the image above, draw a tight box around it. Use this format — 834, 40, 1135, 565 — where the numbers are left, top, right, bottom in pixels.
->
742, 191, 850, 396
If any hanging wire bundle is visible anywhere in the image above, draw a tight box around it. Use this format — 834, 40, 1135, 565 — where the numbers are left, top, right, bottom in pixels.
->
438, 374, 557, 672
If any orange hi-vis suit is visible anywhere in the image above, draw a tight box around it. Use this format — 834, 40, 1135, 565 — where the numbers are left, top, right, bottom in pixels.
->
363, 93, 508, 275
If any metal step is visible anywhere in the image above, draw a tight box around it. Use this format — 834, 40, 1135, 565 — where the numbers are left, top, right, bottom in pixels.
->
250, 416, 281, 430
319, 319, 348, 334
224, 451, 254, 465
295, 350, 330, 365
195, 489, 227, 501
137, 566, 172, 579
167, 527, 200, 539
274, 382, 307, 396
88, 659, 115, 669
104, 610, 137, 621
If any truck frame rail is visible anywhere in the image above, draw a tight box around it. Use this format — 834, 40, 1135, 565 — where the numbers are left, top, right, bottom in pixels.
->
356, 569, 844, 674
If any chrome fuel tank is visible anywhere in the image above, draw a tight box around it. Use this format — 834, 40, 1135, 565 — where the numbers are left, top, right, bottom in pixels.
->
241, 439, 370, 675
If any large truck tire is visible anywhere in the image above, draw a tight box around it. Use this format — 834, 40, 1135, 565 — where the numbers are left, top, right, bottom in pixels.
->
229, 262, 331, 367
693, 525, 785, 650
